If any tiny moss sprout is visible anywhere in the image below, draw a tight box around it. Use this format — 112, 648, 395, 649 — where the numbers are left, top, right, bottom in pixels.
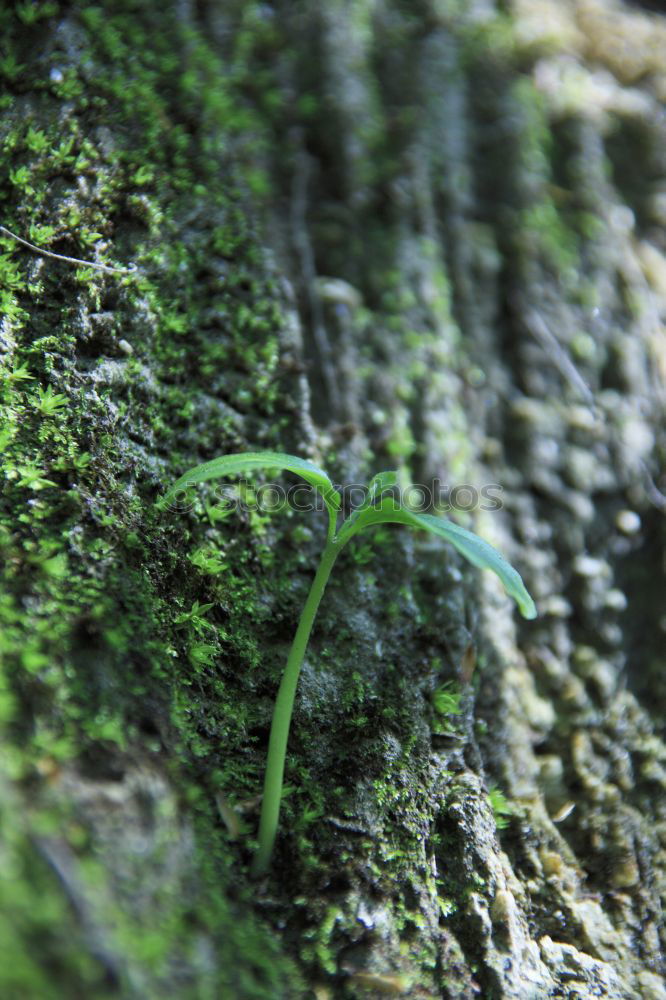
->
160, 452, 537, 875
487, 786, 513, 830
33, 385, 68, 416
432, 682, 463, 717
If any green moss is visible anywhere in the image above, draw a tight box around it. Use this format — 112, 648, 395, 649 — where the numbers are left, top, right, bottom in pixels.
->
511, 77, 580, 284
0, 798, 112, 1000
487, 786, 512, 830
0, 1, 309, 995
0, 2, 561, 994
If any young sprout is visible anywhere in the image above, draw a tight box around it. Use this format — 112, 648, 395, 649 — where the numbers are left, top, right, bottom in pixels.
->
160, 452, 536, 875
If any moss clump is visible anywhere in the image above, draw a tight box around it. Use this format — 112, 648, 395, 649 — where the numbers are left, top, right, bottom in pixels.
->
0, 2, 308, 995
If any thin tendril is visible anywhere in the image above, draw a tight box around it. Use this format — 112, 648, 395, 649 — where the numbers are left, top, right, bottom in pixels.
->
0, 225, 136, 276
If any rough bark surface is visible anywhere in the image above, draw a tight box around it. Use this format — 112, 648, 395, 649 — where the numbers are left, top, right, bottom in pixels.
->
1, 2, 665, 998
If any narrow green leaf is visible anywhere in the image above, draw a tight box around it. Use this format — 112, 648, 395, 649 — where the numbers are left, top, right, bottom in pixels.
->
159, 451, 340, 515
340, 498, 536, 619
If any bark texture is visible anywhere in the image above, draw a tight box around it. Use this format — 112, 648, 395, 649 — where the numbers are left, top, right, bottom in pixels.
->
1, 1, 665, 998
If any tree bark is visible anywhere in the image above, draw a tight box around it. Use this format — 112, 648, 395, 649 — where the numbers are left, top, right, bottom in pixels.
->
1, 1, 665, 998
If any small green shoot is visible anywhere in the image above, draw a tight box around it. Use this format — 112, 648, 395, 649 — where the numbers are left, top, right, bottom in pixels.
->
487, 786, 512, 830
431, 682, 464, 738
15, 464, 56, 490
4, 363, 33, 384
189, 548, 227, 575
205, 500, 233, 526
160, 452, 536, 875
33, 385, 68, 416
432, 682, 463, 717
174, 601, 216, 634
188, 642, 218, 668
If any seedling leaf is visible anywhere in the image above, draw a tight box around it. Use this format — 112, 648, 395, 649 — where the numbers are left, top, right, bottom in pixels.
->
345, 469, 399, 534
364, 470, 399, 507
339, 498, 537, 619
159, 451, 340, 515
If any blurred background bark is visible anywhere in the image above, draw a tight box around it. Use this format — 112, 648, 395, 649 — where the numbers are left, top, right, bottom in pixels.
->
1, 1, 665, 997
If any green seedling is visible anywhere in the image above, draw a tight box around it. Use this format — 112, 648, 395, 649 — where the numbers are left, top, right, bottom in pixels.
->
160, 452, 536, 875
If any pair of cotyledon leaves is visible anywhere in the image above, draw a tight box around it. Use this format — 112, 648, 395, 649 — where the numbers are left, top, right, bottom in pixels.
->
162, 451, 536, 620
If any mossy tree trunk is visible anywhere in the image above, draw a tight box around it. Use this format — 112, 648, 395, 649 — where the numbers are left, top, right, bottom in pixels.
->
1, 2, 665, 998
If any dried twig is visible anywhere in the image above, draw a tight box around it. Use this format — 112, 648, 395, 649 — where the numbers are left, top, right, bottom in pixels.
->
0, 224, 136, 275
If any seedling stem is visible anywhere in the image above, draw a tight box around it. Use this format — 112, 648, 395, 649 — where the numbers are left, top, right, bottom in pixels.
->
252, 537, 340, 875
